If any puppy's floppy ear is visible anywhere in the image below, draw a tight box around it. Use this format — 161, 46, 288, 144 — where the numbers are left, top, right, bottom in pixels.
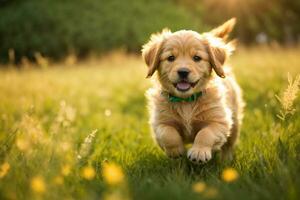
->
210, 18, 236, 40
142, 29, 170, 78
206, 44, 227, 78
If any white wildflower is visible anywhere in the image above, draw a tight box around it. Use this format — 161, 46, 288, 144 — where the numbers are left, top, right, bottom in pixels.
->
77, 129, 98, 160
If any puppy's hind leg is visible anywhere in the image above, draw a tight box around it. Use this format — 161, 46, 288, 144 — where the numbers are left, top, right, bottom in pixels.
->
221, 117, 239, 161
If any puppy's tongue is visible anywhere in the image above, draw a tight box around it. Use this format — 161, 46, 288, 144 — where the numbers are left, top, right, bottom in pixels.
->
176, 81, 191, 91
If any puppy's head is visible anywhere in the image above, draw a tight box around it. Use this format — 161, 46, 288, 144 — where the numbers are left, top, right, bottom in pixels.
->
142, 18, 236, 98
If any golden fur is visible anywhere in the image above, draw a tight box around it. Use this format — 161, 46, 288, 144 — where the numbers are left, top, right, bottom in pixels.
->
142, 19, 244, 163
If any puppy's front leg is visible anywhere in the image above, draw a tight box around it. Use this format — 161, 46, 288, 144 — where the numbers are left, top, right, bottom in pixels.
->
188, 123, 228, 163
155, 124, 185, 158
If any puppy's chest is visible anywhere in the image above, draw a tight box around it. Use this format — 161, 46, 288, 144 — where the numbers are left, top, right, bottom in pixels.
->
177, 103, 194, 124
173, 103, 203, 141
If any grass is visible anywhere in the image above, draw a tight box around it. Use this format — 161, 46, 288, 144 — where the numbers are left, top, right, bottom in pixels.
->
0, 48, 299, 200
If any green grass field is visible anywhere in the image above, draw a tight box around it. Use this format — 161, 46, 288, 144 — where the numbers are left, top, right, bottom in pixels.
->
0, 48, 299, 200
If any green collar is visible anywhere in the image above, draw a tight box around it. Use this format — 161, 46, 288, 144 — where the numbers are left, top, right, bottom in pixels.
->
162, 91, 204, 103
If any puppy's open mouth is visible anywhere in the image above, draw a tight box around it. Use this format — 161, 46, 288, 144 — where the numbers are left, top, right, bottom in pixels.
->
173, 80, 199, 92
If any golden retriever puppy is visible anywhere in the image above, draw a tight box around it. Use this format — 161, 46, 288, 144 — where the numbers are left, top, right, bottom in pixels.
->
142, 19, 244, 163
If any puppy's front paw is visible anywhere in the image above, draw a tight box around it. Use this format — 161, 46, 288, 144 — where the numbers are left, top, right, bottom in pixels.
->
187, 146, 212, 164
164, 145, 185, 159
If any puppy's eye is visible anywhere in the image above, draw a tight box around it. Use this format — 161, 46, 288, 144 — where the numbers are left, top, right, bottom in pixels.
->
167, 55, 176, 62
193, 55, 202, 62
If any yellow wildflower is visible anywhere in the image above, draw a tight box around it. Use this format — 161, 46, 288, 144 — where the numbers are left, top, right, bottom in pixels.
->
192, 181, 206, 193
81, 166, 96, 180
61, 164, 71, 176
102, 163, 124, 185
221, 168, 239, 182
0, 162, 10, 178
31, 176, 46, 194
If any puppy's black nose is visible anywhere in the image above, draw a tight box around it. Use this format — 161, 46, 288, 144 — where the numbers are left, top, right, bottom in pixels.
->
177, 68, 190, 79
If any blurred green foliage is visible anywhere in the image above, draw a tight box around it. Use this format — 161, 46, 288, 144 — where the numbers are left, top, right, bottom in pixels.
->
0, 0, 300, 63
178, 0, 300, 44
0, 0, 198, 63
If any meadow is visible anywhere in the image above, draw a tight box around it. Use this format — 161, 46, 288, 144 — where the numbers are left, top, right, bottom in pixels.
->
0, 47, 299, 200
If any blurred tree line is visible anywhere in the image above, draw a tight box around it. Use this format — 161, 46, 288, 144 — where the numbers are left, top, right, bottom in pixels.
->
177, 0, 300, 44
0, 0, 299, 64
